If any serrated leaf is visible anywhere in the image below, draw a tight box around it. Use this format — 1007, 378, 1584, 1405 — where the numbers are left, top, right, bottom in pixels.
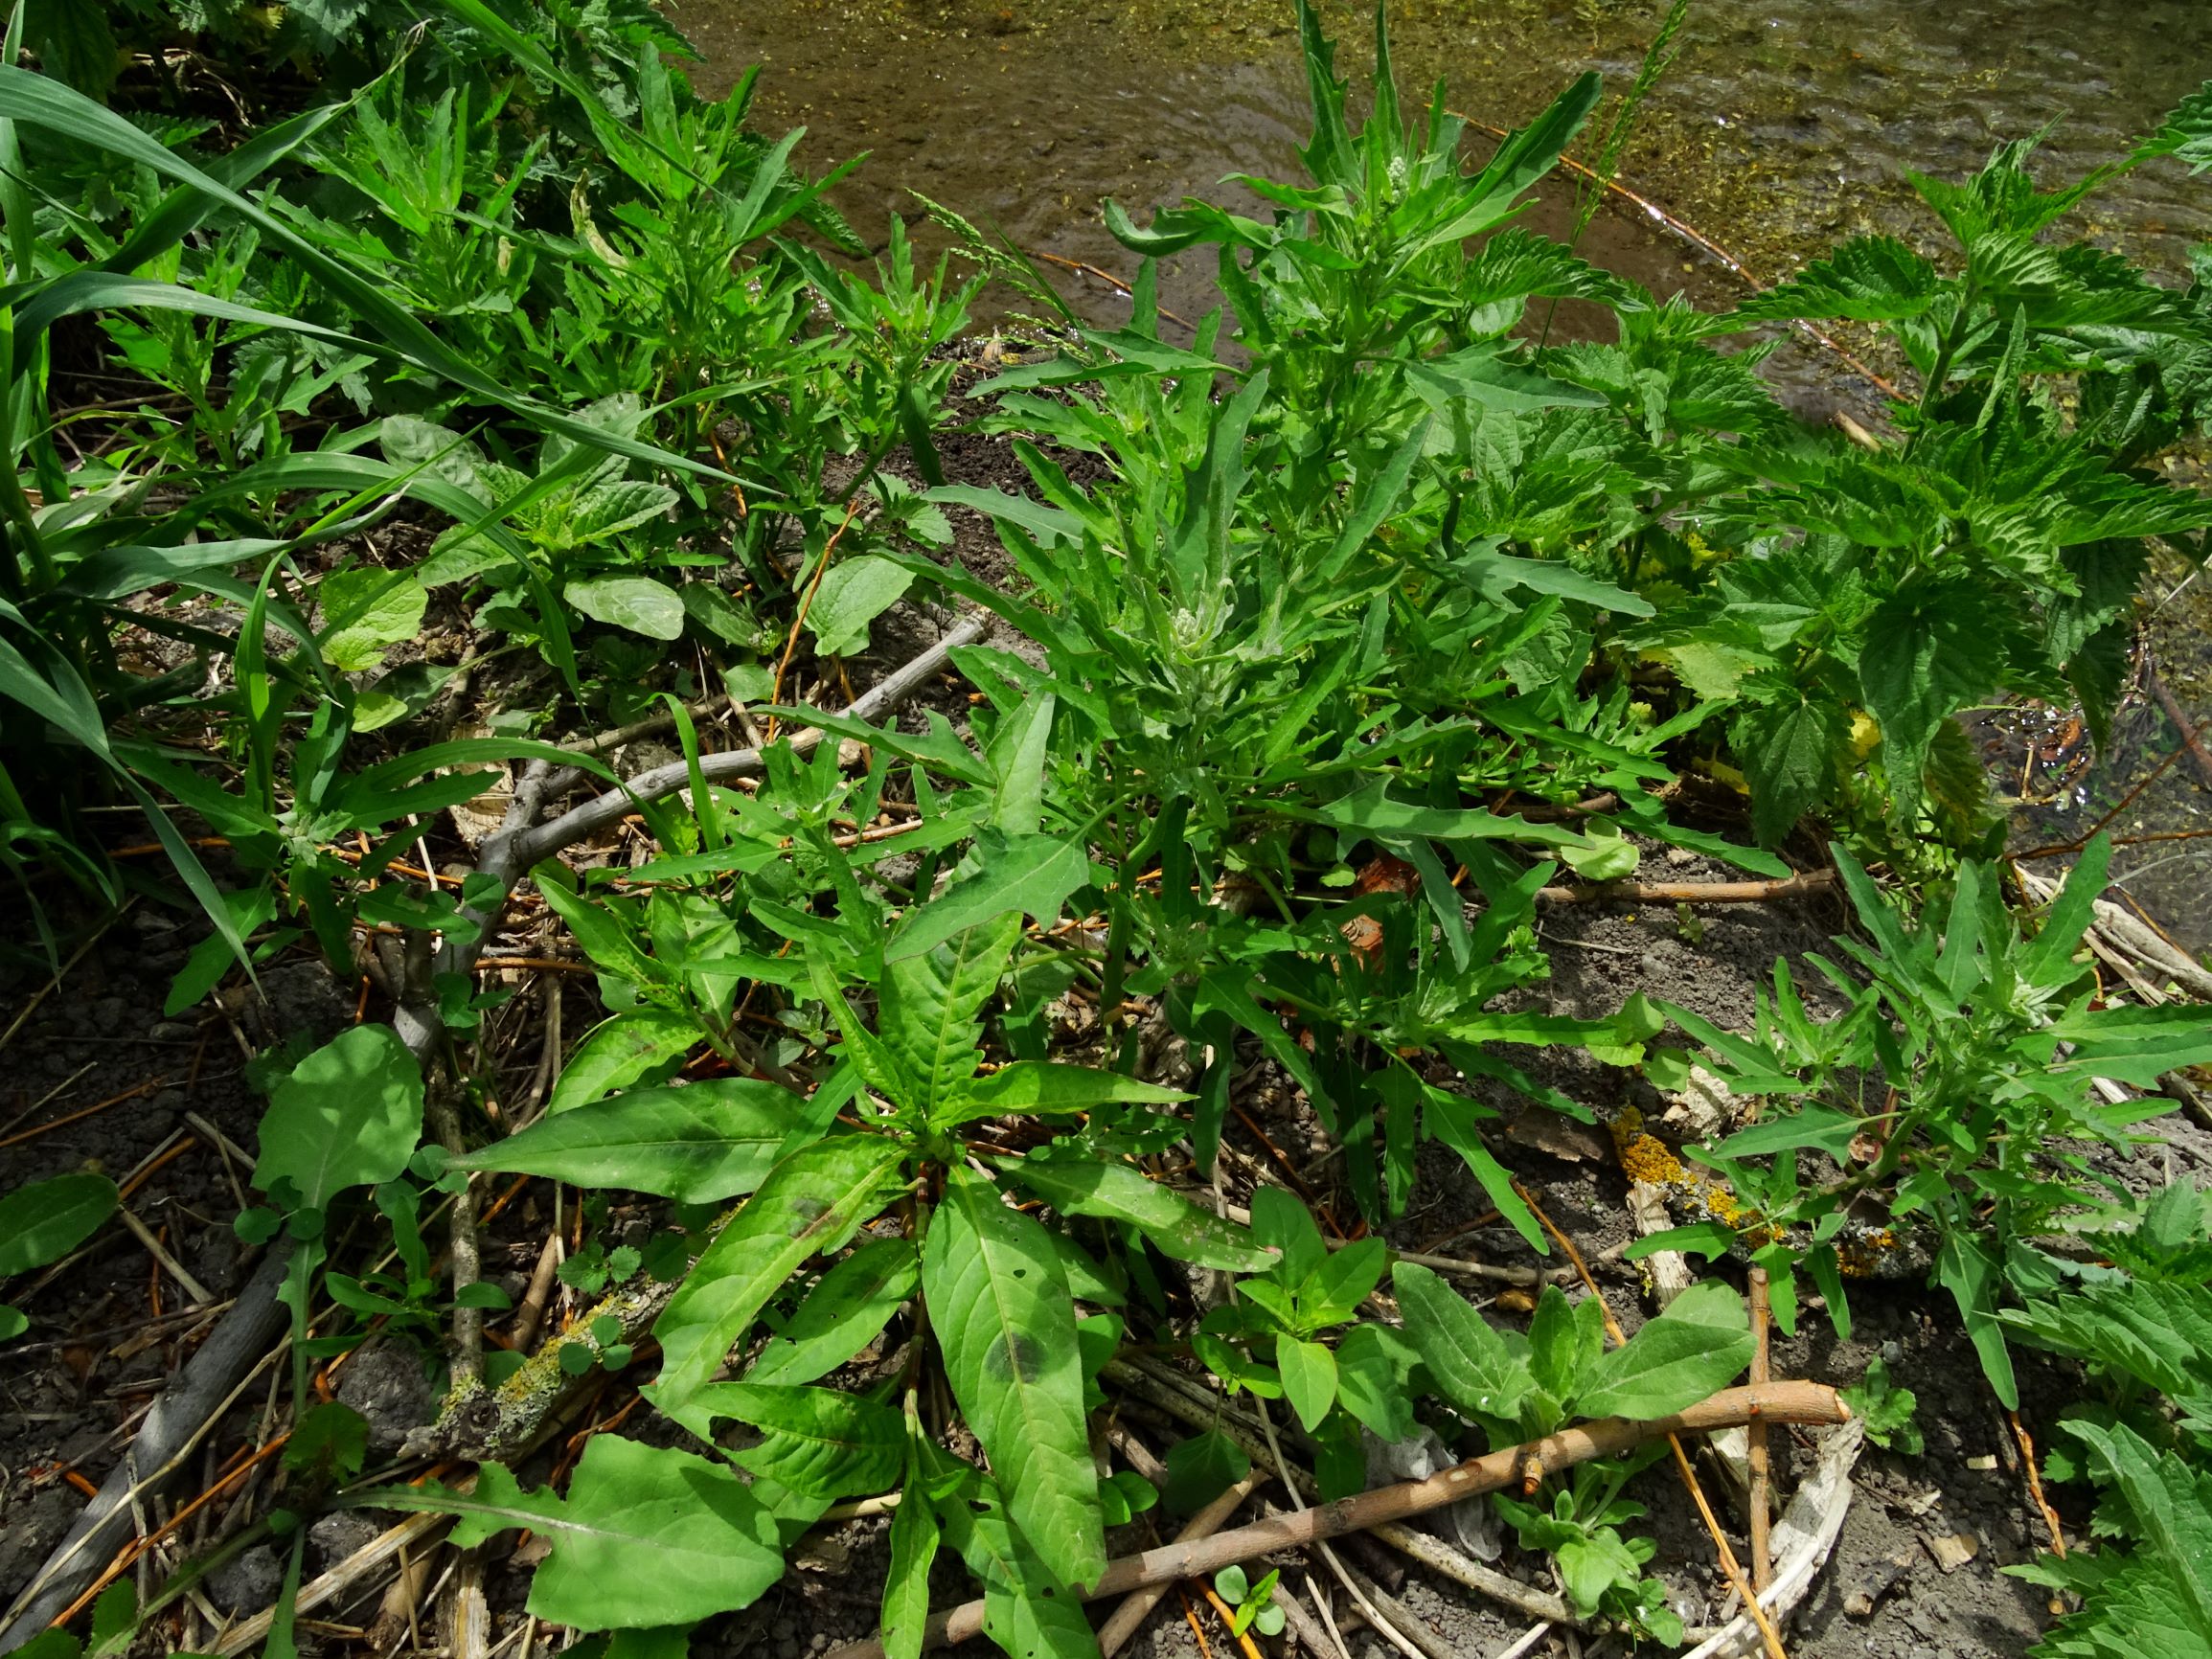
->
1575, 1280, 1752, 1420
1012, 1157, 1276, 1272
889, 835, 1092, 963
1732, 236, 1941, 323
319, 568, 428, 672
878, 917, 1020, 1125
253, 1026, 422, 1211
451, 1079, 794, 1201
650, 1135, 907, 1436
924, 1166, 1102, 1588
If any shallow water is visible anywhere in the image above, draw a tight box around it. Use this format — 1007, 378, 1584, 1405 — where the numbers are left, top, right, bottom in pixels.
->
677, 0, 2212, 946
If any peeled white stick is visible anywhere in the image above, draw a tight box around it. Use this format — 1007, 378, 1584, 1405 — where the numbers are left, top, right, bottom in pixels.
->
1680, 1420, 1865, 1659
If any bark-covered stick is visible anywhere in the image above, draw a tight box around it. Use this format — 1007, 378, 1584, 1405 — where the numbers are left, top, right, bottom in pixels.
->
825, 1381, 1851, 1659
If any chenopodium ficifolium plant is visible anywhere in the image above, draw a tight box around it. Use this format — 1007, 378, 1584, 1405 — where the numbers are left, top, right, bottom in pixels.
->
1641, 832, 2212, 1407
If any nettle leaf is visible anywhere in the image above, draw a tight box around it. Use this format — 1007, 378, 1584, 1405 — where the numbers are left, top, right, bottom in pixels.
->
695, 1382, 904, 1498
807, 556, 914, 658
1009, 1157, 1277, 1272
452, 1079, 795, 1202
1857, 578, 2008, 820
924, 1165, 1103, 1588
386, 1438, 783, 1629
746, 1237, 920, 1387
1731, 680, 1849, 849
879, 917, 1022, 1125
1731, 236, 1941, 323
567, 576, 688, 641
650, 1135, 908, 1436
1575, 1280, 1752, 1420
252, 1026, 422, 1211
0, 1172, 119, 1277
1392, 1261, 1534, 1429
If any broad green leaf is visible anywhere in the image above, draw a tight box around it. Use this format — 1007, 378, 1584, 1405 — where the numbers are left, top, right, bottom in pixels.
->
1009, 1158, 1278, 1272
2048, 1002, 2212, 1087
1732, 236, 1941, 323
1575, 1280, 1752, 1420
253, 1026, 422, 1211
2018, 832, 2113, 989
1164, 1429, 1250, 1514
650, 1135, 907, 1436
319, 568, 428, 671
2064, 1420, 2212, 1640
374, 1438, 783, 1629
1319, 782, 1596, 851
451, 1079, 795, 1201
882, 1481, 940, 1659
1392, 1261, 1534, 1426
941, 1061, 1186, 1126
566, 577, 687, 641
888, 835, 1092, 963
1333, 1323, 1417, 1443
940, 1475, 1098, 1659
694, 1383, 904, 1498
0, 1172, 119, 1276
923, 487, 1082, 548
546, 1010, 700, 1115
1527, 1286, 1605, 1407
1622, 1222, 1737, 1262
1277, 1336, 1338, 1433
745, 1237, 921, 1387
881, 918, 1022, 1125
924, 1166, 1103, 1588
808, 557, 914, 658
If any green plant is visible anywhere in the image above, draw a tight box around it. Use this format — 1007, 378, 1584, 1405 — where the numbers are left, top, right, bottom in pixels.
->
1212, 1565, 1286, 1639
1645, 834, 2212, 1405
1839, 1356, 1922, 1455
0, 1170, 119, 1340
1494, 1448, 1681, 1643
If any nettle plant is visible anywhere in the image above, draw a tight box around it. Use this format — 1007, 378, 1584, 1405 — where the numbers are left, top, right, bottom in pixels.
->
1643, 834, 2212, 1407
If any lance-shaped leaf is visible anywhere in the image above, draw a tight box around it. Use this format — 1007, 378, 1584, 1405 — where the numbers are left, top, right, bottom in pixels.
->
882, 1478, 942, 1659
1575, 1280, 1753, 1420
1392, 1262, 1535, 1428
450, 1079, 796, 1202
888, 835, 1092, 964
0, 1172, 118, 1276
370, 1438, 783, 1629
746, 1237, 921, 1387
879, 917, 1022, 1124
939, 1471, 1099, 1659
650, 1135, 907, 1436
940, 1061, 1188, 1126
924, 1166, 1103, 1588
692, 1382, 905, 1498
1009, 1157, 1278, 1273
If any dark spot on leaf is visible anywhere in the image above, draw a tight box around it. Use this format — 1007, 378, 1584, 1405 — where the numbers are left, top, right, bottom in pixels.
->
983, 1330, 1048, 1384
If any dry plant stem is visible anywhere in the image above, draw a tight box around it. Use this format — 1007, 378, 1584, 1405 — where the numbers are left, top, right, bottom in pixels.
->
118, 1206, 214, 1306
426, 1083, 483, 1393
1337, 1565, 1456, 1659
2146, 665, 2212, 792
768, 494, 866, 723
1746, 1267, 1774, 1595
1107, 1357, 1576, 1628
1200, 1587, 1266, 1659
1515, 1183, 1791, 1659
213, 1511, 456, 1656
0, 1248, 293, 1650
1097, 1433, 1264, 1659
2008, 1409, 2069, 1617
1536, 871, 1835, 906
1490, 1625, 1554, 1659
824, 1383, 1847, 1659
510, 1234, 563, 1353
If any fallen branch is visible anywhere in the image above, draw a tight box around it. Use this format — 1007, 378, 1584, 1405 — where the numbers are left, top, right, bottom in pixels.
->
1537, 870, 1836, 907
823, 1382, 1849, 1659
1681, 1421, 1862, 1659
